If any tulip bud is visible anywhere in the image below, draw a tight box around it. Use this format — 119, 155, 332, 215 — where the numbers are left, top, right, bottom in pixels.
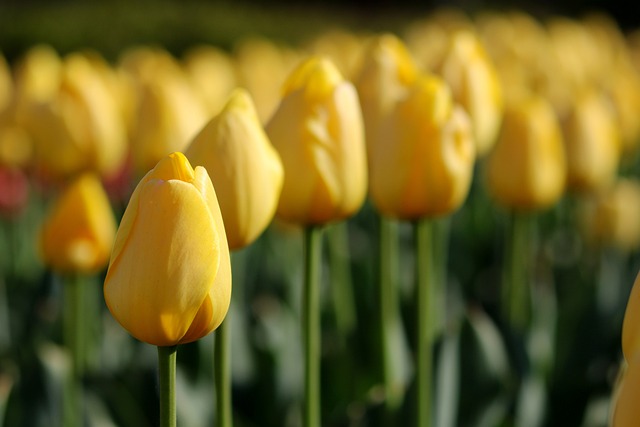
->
104, 152, 231, 346
580, 179, 640, 252
622, 273, 640, 361
486, 95, 566, 211
186, 89, 284, 250
40, 173, 116, 274
369, 75, 475, 219
438, 30, 503, 157
27, 53, 128, 180
183, 45, 237, 117
0, 53, 11, 112
562, 90, 620, 193
611, 359, 640, 427
130, 68, 208, 174
265, 56, 367, 225
354, 34, 418, 151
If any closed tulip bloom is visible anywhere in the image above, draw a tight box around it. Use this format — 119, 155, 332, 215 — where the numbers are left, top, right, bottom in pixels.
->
486, 95, 566, 211
581, 179, 640, 252
354, 34, 418, 152
370, 75, 475, 219
40, 173, 116, 274
614, 272, 640, 427
130, 68, 208, 174
0, 53, 11, 111
265, 56, 367, 225
104, 152, 231, 346
438, 30, 503, 157
186, 89, 283, 250
563, 90, 620, 193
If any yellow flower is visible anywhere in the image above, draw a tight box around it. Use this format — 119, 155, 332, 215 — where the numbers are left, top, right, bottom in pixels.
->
354, 34, 418, 152
104, 152, 231, 346
0, 53, 11, 112
40, 173, 116, 274
369, 75, 475, 219
265, 56, 367, 225
614, 271, 640, 426
438, 30, 503, 157
622, 273, 640, 361
580, 178, 640, 252
27, 53, 128, 180
186, 89, 283, 250
611, 359, 640, 427
129, 64, 208, 175
562, 90, 620, 193
486, 95, 566, 212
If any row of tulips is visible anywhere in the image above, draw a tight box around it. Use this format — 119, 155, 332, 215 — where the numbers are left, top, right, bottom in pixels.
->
1, 7, 640, 427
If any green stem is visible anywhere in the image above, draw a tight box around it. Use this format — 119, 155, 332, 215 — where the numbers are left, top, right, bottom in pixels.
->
215, 317, 232, 427
327, 223, 357, 339
63, 274, 84, 427
501, 213, 531, 334
158, 345, 178, 427
415, 219, 434, 427
303, 226, 322, 427
379, 217, 402, 412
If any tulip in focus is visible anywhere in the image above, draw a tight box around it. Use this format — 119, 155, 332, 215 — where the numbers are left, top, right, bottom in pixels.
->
186, 89, 283, 250
438, 30, 503, 157
486, 95, 566, 211
369, 75, 476, 219
562, 90, 620, 193
40, 173, 116, 274
265, 56, 368, 225
104, 152, 231, 346
611, 272, 640, 427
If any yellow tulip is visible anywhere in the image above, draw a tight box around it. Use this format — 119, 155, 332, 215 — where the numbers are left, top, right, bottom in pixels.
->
562, 90, 620, 193
130, 67, 208, 174
40, 173, 116, 274
354, 34, 418, 152
104, 152, 231, 346
369, 75, 475, 219
186, 89, 283, 250
438, 30, 503, 157
580, 179, 640, 252
486, 95, 566, 211
611, 359, 640, 427
27, 53, 128, 180
0, 53, 11, 112
183, 45, 237, 117
265, 56, 367, 225
622, 273, 640, 361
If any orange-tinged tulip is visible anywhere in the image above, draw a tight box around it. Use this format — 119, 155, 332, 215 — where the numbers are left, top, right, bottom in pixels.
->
40, 173, 116, 274
104, 152, 231, 346
186, 89, 283, 250
562, 90, 620, 193
438, 30, 503, 157
486, 95, 566, 211
369, 75, 475, 219
265, 56, 367, 225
